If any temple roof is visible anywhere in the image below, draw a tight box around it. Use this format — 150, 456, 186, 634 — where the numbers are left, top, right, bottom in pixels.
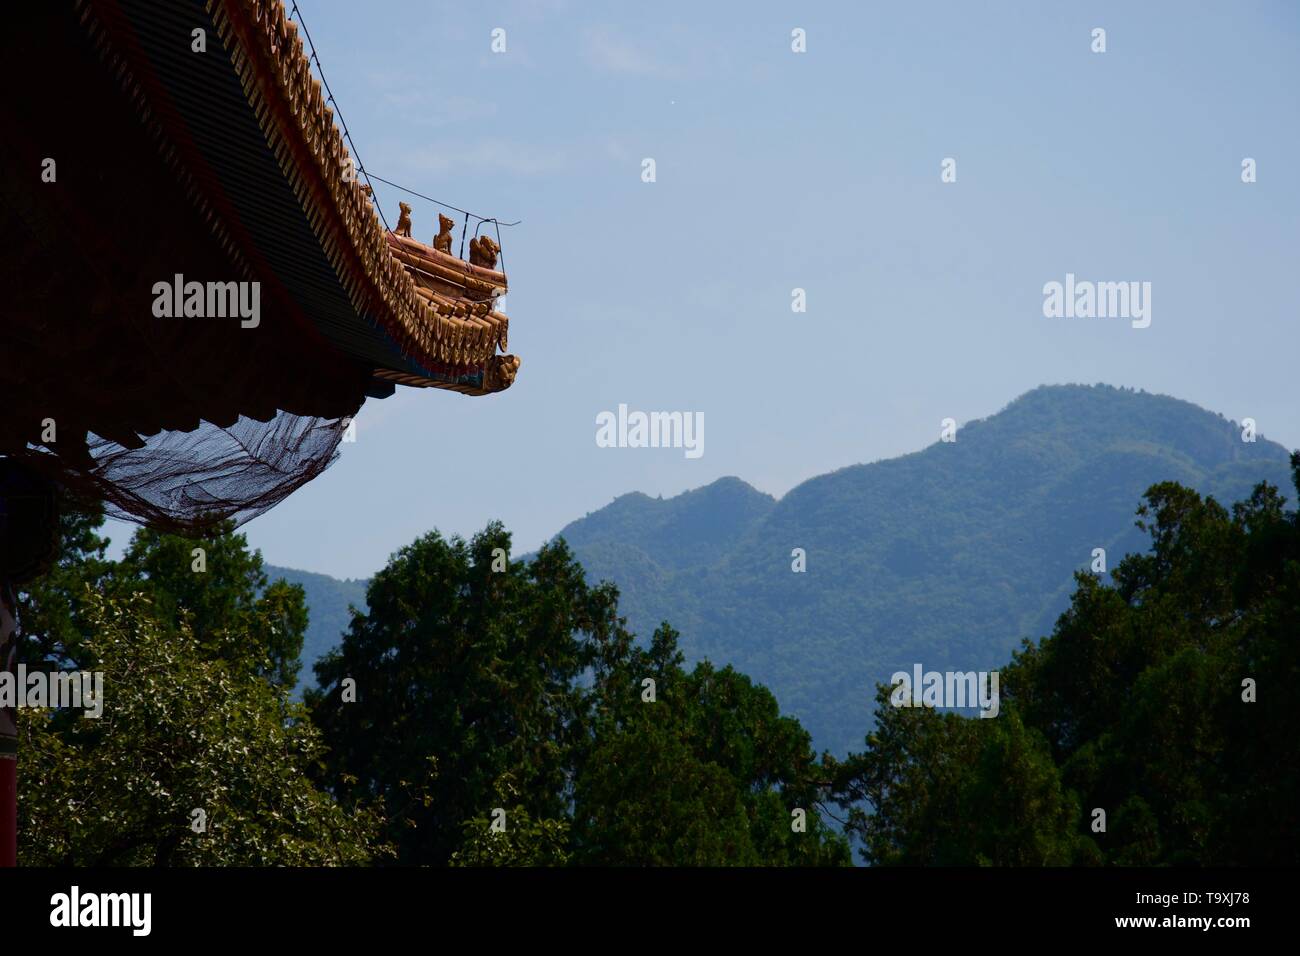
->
207, 0, 520, 393
0, 0, 521, 529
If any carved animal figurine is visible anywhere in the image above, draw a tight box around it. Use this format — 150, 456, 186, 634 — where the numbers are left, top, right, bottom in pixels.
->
486, 353, 520, 391
469, 235, 500, 270
433, 214, 455, 254
395, 201, 412, 237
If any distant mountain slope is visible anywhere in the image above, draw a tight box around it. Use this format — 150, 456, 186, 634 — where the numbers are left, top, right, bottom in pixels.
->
263, 565, 368, 693
549, 384, 1294, 754
554, 476, 776, 633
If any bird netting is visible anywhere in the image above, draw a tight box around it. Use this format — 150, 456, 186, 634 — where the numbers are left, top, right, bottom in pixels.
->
8, 408, 358, 535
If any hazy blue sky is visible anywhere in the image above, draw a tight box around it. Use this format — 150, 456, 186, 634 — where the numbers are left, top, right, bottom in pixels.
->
106, 0, 1300, 578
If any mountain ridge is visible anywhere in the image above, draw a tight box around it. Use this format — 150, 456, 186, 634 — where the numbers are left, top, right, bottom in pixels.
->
273, 384, 1294, 750
545, 384, 1292, 752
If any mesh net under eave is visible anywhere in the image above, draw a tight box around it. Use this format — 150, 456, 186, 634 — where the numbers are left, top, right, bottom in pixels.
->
17, 410, 356, 535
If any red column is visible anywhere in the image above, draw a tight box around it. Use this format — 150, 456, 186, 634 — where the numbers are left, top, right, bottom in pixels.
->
0, 583, 17, 867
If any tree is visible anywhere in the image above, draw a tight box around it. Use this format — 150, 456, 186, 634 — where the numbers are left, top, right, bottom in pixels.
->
449, 773, 572, 867
308, 524, 609, 864
832, 453, 1300, 866
828, 687, 1091, 865
15, 503, 385, 865
111, 521, 307, 688
18, 589, 388, 865
310, 525, 850, 865
572, 625, 850, 865
15, 498, 112, 668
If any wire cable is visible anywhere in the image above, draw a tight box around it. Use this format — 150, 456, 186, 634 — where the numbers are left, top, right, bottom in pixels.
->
286, 3, 520, 241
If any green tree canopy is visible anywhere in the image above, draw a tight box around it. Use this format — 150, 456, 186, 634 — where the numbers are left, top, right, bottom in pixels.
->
16, 508, 382, 865
309, 523, 849, 865
831, 453, 1300, 866
19, 588, 387, 865
112, 522, 306, 688
572, 624, 848, 865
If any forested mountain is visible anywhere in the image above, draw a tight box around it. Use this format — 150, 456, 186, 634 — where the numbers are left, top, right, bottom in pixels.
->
275, 385, 1292, 754
550, 385, 1293, 754
263, 566, 368, 694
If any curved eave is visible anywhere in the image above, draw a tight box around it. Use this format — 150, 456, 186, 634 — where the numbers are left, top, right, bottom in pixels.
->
209, 0, 520, 393
81, 0, 519, 396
